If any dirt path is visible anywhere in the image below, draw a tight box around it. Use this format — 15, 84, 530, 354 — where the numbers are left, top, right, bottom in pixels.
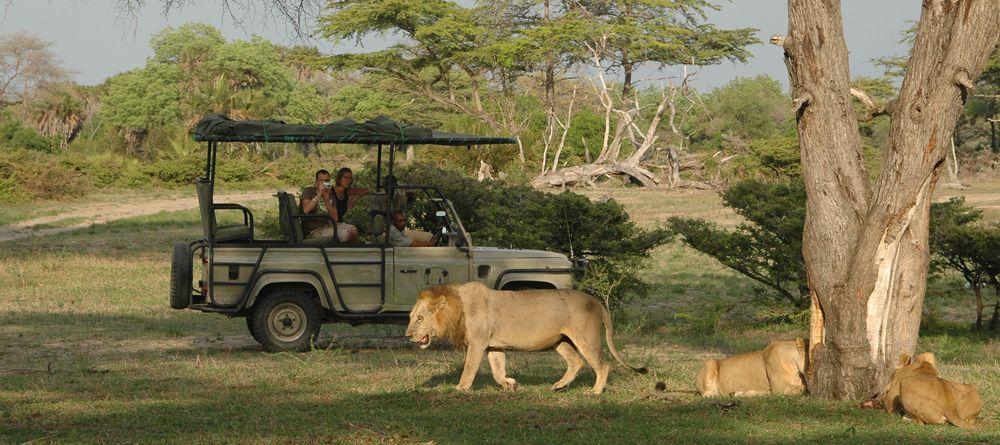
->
0, 192, 275, 243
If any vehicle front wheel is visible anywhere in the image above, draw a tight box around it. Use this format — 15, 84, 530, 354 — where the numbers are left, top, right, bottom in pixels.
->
251, 290, 321, 352
246, 314, 264, 343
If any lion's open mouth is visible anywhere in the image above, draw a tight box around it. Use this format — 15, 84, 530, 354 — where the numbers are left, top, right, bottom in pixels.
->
418, 335, 430, 348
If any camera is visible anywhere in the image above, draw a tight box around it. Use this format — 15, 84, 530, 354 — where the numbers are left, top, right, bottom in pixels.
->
323, 181, 332, 189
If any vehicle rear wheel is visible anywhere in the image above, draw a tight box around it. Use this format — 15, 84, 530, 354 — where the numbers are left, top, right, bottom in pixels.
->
169, 242, 193, 309
251, 290, 320, 352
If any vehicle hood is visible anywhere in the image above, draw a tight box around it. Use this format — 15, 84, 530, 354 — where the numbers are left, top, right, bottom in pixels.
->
471, 247, 570, 263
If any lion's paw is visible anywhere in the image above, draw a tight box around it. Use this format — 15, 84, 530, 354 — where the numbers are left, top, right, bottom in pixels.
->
502, 378, 518, 391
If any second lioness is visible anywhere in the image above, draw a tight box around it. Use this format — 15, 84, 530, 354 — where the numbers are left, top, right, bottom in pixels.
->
405, 282, 647, 394
695, 339, 807, 396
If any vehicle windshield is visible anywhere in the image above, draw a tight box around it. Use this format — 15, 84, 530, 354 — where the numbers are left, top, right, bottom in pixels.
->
390, 186, 467, 248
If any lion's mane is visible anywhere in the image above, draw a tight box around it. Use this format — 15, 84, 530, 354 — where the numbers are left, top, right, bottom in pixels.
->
419, 285, 466, 349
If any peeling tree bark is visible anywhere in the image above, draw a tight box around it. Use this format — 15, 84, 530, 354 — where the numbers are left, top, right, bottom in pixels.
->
784, 0, 1000, 400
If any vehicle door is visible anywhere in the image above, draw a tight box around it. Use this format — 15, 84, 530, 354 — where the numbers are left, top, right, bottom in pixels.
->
387, 197, 470, 311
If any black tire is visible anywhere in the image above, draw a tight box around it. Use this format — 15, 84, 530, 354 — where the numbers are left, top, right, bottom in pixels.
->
246, 314, 264, 343
252, 290, 321, 352
169, 242, 193, 309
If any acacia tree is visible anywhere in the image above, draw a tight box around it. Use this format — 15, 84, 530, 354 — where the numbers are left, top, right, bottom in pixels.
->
778, 0, 1000, 400
929, 198, 992, 329
0, 32, 68, 107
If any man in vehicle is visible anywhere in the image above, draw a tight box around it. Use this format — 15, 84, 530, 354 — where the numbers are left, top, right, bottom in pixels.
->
300, 169, 358, 242
389, 210, 438, 247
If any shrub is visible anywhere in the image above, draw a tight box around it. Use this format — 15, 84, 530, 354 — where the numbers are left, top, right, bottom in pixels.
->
668, 179, 809, 308
260, 154, 330, 186
213, 157, 256, 183
61, 153, 137, 188
256, 208, 284, 240
724, 134, 800, 180
929, 197, 1000, 330
145, 156, 204, 185
384, 163, 673, 312
0, 151, 91, 201
0, 118, 58, 153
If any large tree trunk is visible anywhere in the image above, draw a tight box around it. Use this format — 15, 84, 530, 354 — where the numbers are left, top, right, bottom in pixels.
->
784, 0, 1000, 400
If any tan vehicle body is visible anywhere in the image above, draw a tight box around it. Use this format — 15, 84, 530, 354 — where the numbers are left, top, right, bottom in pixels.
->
203, 245, 575, 313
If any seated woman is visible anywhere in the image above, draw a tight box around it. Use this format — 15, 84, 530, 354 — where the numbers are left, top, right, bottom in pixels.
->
330, 167, 371, 241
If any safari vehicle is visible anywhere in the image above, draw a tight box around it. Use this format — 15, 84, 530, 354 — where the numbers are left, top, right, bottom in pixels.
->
170, 114, 584, 352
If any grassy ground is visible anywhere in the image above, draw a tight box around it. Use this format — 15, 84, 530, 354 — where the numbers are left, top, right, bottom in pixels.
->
2, 182, 1000, 444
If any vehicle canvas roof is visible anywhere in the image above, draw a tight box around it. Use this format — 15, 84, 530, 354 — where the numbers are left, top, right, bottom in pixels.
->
191, 113, 517, 146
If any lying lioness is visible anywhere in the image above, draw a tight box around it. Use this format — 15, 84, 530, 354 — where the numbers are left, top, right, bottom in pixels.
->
695, 339, 806, 396
405, 282, 648, 394
880, 352, 981, 428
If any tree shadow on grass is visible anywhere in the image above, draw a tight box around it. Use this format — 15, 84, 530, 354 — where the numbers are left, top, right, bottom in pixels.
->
417, 352, 615, 393
0, 311, 433, 363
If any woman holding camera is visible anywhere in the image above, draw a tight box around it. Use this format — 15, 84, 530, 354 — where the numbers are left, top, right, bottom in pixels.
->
300, 169, 358, 242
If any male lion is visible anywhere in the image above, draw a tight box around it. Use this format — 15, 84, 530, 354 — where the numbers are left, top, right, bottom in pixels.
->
879, 352, 981, 428
405, 282, 648, 394
695, 339, 806, 396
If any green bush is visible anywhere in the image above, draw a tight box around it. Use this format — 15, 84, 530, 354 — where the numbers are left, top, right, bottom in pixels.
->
0, 118, 58, 153
724, 134, 801, 180
0, 169, 18, 203
260, 154, 332, 186
383, 163, 673, 312
929, 197, 1000, 330
214, 157, 257, 183
669, 179, 808, 308
145, 156, 204, 185
256, 208, 284, 240
0, 151, 91, 201
61, 153, 137, 188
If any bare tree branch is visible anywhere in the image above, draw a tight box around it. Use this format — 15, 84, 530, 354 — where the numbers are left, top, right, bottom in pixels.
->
111, 0, 324, 38
849, 87, 889, 122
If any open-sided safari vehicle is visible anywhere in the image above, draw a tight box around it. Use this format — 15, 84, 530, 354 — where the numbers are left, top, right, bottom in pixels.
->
170, 114, 583, 352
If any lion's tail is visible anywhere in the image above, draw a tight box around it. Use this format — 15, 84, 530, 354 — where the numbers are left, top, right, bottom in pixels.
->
600, 302, 648, 374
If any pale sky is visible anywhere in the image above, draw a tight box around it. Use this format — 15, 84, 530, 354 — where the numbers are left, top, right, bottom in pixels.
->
0, 1, 920, 91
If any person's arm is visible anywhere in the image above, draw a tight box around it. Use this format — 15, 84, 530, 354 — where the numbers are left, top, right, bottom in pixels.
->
346, 187, 372, 209
301, 188, 320, 214
348, 187, 371, 197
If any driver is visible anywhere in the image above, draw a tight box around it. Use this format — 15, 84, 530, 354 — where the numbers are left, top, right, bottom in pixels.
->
388, 210, 439, 247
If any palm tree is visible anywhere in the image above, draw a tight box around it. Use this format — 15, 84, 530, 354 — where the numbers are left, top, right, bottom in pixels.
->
23, 82, 86, 149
